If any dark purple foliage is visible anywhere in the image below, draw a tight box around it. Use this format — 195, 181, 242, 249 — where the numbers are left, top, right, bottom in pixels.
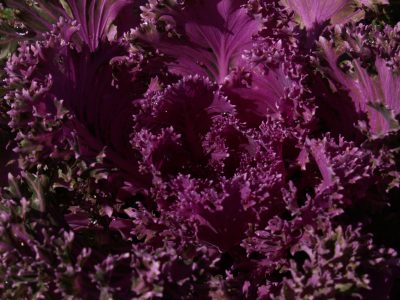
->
0, 0, 399, 299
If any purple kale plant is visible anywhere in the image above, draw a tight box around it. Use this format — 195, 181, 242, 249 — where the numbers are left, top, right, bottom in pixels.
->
1, 0, 400, 299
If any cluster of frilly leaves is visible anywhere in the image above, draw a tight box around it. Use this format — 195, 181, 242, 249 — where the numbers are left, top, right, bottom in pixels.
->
1, 0, 400, 299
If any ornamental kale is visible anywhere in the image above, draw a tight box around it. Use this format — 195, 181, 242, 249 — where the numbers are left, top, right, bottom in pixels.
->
0, 0, 400, 299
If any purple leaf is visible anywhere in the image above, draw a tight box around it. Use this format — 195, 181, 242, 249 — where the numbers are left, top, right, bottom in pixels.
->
136, 0, 260, 82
